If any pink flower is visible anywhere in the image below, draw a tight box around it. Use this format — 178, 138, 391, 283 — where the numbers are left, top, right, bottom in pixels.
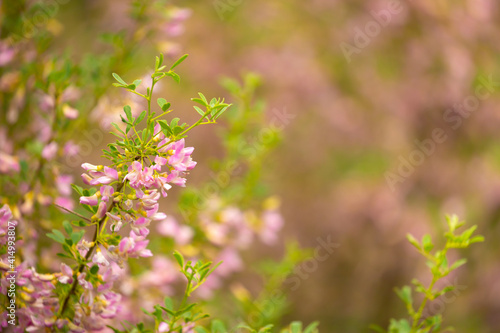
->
93, 249, 110, 267
165, 139, 196, 171
131, 217, 151, 237
81, 164, 119, 185
82, 163, 99, 171
58, 263, 74, 284
64, 141, 79, 157
260, 210, 284, 245
124, 161, 155, 189
152, 156, 168, 171
56, 175, 73, 196
100, 185, 114, 202
77, 273, 92, 290
79, 193, 99, 206
42, 142, 58, 160
62, 104, 79, 119
157, 216, 193, 245
81, 173, 93, 185
106, 212, 123, 232
55, 197, 74, 211
0, 152, 19, 173
90, 167, 119, 185
95, 201, 107, 219
158, 322, 170, 333
118, 232, 153, 258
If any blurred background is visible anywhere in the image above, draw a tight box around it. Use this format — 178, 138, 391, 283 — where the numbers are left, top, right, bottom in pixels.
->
7, 0, 500, 331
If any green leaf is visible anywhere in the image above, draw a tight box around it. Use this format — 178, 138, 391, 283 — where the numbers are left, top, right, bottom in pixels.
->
450, 258, 467, 271
198, 93, 208, 105
210, 320, 226, 333
470, 235, 485, 244
422, 234, 433, 252
136, 111, 147, 125
191, 98, 208, 106
47, 230, 65, 244
112, 73, 127, 85
195, 328, 210, 333
111, 122, 126, 136
132, 79, 142, 88
63, 221, 73, 235
170, 54, 188, 70
290, 322, 302, 333
164, 297, 174, 312
123, 105, 132, 121
167, 72, 180, 83
90, 265, 99, 275
258, 325, 274, 333
155, 54, 164, 70
71, 184, 84, 196
71, 230, 85, 245
213, 105, 230, 120
303, 322, 319, 333
157, 98, 171, 111
388, 319, 411, 333
395, 285, 413, 306
193, 106, 205, 117
170, 118, 180, 128
173, 251, 184, 269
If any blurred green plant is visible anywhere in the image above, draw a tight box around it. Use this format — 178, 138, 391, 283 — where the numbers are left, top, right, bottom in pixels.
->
371, 215, 484, 333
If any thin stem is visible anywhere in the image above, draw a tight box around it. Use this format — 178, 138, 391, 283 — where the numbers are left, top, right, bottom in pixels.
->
178, 112, 212, 137
150, 110, 173, 121
128, 89, 147, 99
53, 204, 91, 222
411, 277, 437, 331
58, 181, 125, 317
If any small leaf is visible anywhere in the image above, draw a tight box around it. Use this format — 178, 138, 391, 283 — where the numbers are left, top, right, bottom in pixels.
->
290, 322, 302, 333
191, 98, 207, 106
173, 251, 184, 269
450, 258, 467, 271
170, 54, 188, 70
470, 235, 485, 244
395, 285, 413, 306
123, 105, 132, 121
193, 106, 205, 117
303, 322, 319, 333
71, 184, 84, 196
195, 328, 210, 333
47, 230, 65, 244
90, 265, 99, 275
63, 221, 73, 235
132, 79, 142, 88
167, 72, 180, 83
157, 98, 170, 111
210, 320, 226, 333
112, 73, 127, 85
71, 230, 85, 245
164, 297, 174, 312
422, 234, 434, 252
111, 122, 126, 136
136, 111, 147, 125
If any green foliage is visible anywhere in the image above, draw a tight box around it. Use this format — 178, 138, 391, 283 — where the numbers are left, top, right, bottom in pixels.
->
371, 215, 484, 333
111, 253, 220, 333
104, 54, 231, 166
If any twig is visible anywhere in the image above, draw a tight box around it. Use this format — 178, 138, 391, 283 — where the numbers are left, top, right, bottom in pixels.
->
53, 203, 91, 222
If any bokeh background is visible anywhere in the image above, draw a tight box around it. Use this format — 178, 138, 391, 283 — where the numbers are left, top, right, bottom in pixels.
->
14, 0, 500, 331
